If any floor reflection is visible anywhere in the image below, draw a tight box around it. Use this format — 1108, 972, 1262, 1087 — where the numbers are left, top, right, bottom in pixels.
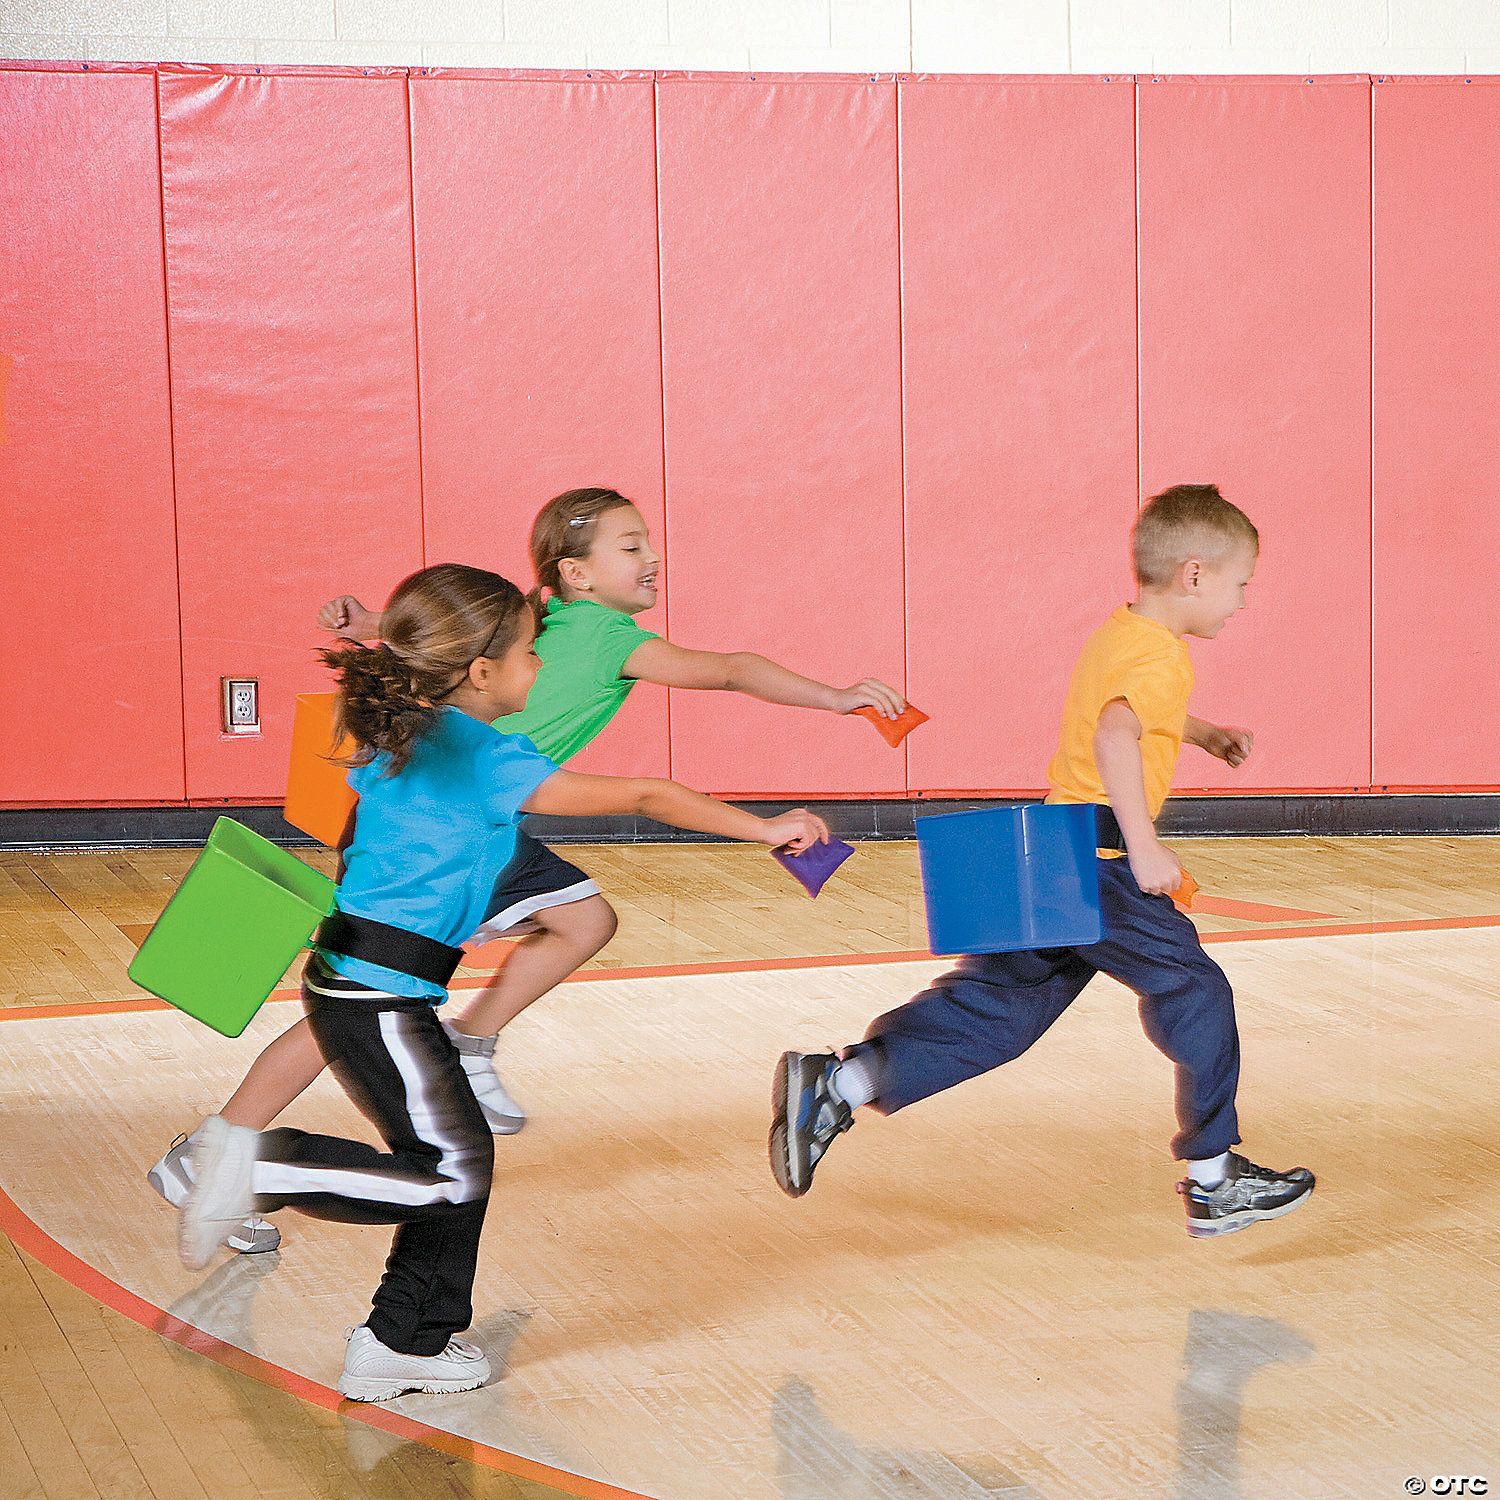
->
156, 1259, 550, 1495
768, 1306, 1316, 1500
1174, 1308, 1315, 1499
773, 1376, 1044, 1498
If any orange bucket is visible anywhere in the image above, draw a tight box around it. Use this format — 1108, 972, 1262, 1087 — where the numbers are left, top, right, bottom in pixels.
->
284, 692, 357, 847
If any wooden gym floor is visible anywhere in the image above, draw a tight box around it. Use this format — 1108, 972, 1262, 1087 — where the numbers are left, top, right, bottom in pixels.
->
1, 835, 1496, 1498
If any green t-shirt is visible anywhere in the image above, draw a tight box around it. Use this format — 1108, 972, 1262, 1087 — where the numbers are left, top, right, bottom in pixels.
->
493, 597, 658, 764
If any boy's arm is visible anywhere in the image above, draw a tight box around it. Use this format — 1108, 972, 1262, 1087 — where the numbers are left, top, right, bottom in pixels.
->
1184, 714, 1255, 768
1093, 698, 1182, 896
621, 638, 904, 719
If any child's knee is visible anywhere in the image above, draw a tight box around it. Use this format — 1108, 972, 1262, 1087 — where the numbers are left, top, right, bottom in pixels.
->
542, 895, 618, 953
1197, 961, 1234, 1012
447, 1126, 495, 1192
1189, 963, 1240, 1055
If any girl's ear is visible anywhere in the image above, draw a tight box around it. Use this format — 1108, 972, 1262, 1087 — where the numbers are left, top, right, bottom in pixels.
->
557, 555, 590, 593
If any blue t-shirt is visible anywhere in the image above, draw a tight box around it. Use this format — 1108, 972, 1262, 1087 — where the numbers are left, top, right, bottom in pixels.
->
321, 707, 558, 1000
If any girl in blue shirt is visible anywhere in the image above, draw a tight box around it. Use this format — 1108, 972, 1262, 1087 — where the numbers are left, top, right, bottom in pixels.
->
177, 563, 827, 1403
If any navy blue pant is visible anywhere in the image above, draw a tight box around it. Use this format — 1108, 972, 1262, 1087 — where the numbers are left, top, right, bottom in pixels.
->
861, 857, 1241, 1160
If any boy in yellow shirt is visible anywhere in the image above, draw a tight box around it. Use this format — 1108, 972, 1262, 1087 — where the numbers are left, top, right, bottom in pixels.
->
770, 485, 1315, 1238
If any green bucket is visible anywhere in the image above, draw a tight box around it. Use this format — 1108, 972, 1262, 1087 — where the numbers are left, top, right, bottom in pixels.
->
128, 817, 337, 1038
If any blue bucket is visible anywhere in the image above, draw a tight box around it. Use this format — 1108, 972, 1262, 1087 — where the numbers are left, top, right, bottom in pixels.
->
915, 802, 1103, 955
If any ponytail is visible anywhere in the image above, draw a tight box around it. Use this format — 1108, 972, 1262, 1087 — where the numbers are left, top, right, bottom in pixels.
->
320, 640, 441, 777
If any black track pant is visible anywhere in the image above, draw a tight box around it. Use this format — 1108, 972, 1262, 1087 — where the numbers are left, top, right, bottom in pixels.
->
250, 957, 494, 1356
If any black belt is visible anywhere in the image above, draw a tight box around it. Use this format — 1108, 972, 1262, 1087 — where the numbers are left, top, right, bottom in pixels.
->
314, 910, 465, 988
1092, 804, 1127, 852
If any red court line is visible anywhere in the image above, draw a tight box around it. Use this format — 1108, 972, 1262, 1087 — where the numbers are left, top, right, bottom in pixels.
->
0, 1185, 654, 1500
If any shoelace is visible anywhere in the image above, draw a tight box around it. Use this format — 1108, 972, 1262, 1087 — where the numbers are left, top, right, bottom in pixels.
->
1232, 1156, 1296, 1183
342, 1327, 481, 1361
818, 1059, 855, 1138
812, 1094, 854, 1147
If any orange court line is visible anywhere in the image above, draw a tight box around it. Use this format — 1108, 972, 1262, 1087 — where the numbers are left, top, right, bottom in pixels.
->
9, 913, 1500, 1026
1196, 911, 1500, 945
0, 1185, 656, 1500
1189, 895, 1337, 923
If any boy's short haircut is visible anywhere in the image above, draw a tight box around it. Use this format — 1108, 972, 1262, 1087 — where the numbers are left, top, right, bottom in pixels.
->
1133, 484, 1259, 587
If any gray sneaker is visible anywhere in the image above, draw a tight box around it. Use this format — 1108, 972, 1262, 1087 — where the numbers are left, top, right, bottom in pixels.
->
148, 1133, 281, 1254
770, 1051, 854, 1198
1178, 1152, 1315, 1238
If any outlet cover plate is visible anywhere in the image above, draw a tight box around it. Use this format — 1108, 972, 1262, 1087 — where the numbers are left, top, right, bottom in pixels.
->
222, 677, 260, 735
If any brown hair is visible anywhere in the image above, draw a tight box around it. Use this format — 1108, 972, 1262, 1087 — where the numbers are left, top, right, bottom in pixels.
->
529, 486, 637, 598
320, 563, 532, 775
1133, 484, 1259, 588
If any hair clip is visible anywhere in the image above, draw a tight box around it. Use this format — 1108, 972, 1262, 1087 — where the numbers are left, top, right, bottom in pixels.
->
567, 514, 593, 528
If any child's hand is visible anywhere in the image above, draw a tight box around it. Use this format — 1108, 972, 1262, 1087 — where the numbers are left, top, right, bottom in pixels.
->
1205, 724, 1255, 768
318, 595, 380, 638
1127, 836, 1183, 897
836, 679, 905, 720
761, 809, 831, 853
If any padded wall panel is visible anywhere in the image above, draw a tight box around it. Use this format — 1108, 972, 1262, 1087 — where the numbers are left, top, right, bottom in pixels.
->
160, 72, 423, 799
901, 78, 1139, 793
657, 77, 905, 796
0, 69, 184, 802
1138, 78, 1372, 791
411, 76, 668, 778
1372, 80, 1500, 787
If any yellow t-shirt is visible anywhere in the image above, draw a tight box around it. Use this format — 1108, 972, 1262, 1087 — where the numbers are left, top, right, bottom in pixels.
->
1046, 606, 1194, 823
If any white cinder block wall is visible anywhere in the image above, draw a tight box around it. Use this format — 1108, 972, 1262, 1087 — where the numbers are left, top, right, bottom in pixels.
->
1, 0, 1497, 73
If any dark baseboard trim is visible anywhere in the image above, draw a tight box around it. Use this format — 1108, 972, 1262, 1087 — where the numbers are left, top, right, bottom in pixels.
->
3, 795, 1500, 851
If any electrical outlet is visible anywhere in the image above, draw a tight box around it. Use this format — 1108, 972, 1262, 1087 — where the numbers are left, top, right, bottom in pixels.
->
222, 677, 260, 735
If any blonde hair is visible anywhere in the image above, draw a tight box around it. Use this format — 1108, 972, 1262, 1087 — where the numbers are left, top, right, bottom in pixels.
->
529, 486, 636, 598
320, 563, 532, 775
1133, 484, 1259, 588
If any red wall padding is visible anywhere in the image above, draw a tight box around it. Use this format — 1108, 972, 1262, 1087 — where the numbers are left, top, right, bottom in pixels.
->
1373, 79, 1500, 788
901, 78, 1139, 793
4, 64, 1499, 805
656, 77, 906, 796
1138, 77, 1374, 792
410, 75, 669, 779
159, 71, 424, 800
0, 69, 184, 802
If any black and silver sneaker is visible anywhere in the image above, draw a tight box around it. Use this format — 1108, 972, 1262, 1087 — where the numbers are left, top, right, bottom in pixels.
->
770, 1051, 854, 1198
1178, 1152, 1315, 1238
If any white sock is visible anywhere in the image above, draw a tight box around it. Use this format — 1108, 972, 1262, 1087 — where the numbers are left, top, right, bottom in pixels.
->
441, 1019, 497, 1058
830, 1051, 880, 1110
1187, 1151, 1230, 1188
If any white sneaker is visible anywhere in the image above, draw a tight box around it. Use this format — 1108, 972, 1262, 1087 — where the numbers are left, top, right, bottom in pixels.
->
179, 1115, 259, 1271
441, 1021, 526, 1135
149, 1134, 281, 1253
337, 1324, 491, 1402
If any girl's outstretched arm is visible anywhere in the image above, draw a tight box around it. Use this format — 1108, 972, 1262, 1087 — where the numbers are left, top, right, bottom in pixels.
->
622, 638, 904, 720
523, 770, 829, 851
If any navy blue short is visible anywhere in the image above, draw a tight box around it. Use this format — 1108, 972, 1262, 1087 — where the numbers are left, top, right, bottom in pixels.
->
465, 833, 601, 943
